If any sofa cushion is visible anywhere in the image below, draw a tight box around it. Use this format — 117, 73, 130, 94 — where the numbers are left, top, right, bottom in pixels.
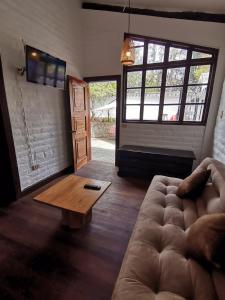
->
208, 161, 225, 212
176, 169, 210, 199
187, 213, 225, 268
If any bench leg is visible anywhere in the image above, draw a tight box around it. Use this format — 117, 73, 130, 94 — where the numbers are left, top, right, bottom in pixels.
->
61, 209, 92, 229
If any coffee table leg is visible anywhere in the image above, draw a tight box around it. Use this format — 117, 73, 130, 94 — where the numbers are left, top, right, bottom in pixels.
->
61, 209, 92, 229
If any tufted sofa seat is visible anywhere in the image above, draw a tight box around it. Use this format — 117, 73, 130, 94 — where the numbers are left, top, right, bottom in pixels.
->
112, 158, 225, 300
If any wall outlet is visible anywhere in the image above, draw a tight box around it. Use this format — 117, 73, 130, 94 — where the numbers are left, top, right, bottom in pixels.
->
31, 164, 39, 171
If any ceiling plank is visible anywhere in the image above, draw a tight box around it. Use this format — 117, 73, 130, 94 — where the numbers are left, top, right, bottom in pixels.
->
82, 2, 225, 23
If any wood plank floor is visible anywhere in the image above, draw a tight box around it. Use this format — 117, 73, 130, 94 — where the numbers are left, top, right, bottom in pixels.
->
0, 161, 149, 300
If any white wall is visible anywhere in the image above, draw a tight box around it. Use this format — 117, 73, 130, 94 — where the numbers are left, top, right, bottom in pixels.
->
82, 10, 225, 164
213, 80, 225, 163
0, 0, 83, 190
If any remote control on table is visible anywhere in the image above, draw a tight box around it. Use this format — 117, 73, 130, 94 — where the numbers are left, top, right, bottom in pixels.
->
84, 184, 101, 191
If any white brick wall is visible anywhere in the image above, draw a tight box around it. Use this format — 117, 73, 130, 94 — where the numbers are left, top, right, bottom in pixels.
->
0, 0, 83, 190
213, 81, 225, 163
120, 124, 205, 166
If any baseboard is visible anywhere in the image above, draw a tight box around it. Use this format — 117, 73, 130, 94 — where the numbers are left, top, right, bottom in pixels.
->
19, 165, 74, 198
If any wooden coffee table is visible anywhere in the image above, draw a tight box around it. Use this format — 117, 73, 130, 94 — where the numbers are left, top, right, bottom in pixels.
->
34, 175, 111, 229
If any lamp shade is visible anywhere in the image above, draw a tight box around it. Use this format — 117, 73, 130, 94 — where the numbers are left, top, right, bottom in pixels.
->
120, 38, 135, 66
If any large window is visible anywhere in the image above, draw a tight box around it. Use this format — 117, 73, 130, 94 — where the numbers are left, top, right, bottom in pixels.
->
123, 34, 218, 124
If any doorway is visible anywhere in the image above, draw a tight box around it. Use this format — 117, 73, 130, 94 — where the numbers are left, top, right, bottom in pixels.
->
85, 75, 121, 165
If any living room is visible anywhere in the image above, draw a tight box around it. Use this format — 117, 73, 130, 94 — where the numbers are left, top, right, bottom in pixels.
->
0, 0, 225, 299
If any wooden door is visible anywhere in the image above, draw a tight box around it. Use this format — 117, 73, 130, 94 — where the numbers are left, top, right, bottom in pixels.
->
68, 76, 91, 171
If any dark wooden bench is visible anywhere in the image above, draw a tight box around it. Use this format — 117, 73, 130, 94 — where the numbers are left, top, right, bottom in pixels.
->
117, 145, 195, 179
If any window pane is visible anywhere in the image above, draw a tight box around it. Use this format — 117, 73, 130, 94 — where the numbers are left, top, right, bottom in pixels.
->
164, 87, 183, 104
184, 105, 204, 122
166, 67, 185, 86
162, 105, 180, 121
127, 71, 142, 88
144, 88, 161, 104
186, 85, 207, 103
189, 65, 210, 84
146, 69, 163, 87
126, 105, 140, 120
147, 43, 165, 64
192, 51, 212, 59
126, 89, 141, 104
169, 47, 187, 61
133, 40, 144, 46
143, 105, 159, 121
133, 47, 144, 65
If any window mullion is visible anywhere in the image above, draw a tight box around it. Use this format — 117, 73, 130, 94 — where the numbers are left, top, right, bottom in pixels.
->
140, 41, 148, 121
140, 70, 146, 121
179, 49, 192, 123
123, 70, 128, 121
158, 45, 169, 122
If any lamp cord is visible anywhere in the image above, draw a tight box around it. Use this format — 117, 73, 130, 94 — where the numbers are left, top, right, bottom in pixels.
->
128, 0, 131, 33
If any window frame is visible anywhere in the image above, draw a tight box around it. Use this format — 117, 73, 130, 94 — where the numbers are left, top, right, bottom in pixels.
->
122, 33, 218, 125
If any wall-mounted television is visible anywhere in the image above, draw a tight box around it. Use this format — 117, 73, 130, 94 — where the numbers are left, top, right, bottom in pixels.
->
26, 45, 66, 89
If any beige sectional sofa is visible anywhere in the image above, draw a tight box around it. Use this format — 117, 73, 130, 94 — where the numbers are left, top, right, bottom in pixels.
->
112, 158, 225, 300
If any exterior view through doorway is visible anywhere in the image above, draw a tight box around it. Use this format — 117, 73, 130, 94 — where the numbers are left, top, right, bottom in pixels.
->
85, 76, 121, 165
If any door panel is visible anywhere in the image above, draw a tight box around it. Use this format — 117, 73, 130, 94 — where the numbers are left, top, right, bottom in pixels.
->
68, 76, 91, 171
72, 115, 87, 132
73, 87, 85, 111
75, 136, 88, 169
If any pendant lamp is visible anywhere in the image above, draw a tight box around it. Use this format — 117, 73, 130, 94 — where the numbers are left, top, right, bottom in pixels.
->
120, 0, 135, 66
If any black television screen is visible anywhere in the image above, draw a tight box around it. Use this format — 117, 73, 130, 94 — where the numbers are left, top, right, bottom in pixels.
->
26, 46, 66, 89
